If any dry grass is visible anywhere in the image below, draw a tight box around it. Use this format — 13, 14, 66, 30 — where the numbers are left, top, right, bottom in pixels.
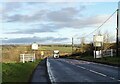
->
2, 45, 33, 63
2, 45, 72, 63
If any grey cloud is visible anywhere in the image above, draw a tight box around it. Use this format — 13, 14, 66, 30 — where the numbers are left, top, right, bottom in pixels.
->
5, 10, 47, 22
5, 24, 58, 34
47, 6, 85, 22
4, 3, 105, 34
5, 5, 85, 23
2, 37, 69, 44
6, 14, 23, 22
46, 6, 104, 28
5, 14, 105, 35
5, 15, 104, 34
26, 2, 46, 5
3, 2, 48, 22
3, 2, 22, 13
50, 15, 104, 29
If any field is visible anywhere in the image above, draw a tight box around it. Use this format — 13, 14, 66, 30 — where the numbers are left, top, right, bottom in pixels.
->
40, 45, 72, 54
2, 45, 72, 63
1, 44, 72, 83
2, 44, 119, 66
2, 45, 32, 63
2, 60, 40, 83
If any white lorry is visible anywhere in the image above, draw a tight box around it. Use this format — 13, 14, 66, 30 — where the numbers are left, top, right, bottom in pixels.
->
53, 50, 59, 58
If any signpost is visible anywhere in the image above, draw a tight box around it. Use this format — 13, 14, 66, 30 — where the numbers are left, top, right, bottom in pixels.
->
116, 2, 120, 57
32, 42, 38, 61
72, 37, 74, 54
118, 2, 120, 56
93, 35, 103, 58
118, 2, 120, 42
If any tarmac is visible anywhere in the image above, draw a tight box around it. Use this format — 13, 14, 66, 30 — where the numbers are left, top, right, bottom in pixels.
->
30, 58, 51, 84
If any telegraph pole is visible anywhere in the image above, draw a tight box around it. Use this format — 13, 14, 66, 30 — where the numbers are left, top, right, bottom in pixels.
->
116, 9, 119, 57
72, 37, 74, 54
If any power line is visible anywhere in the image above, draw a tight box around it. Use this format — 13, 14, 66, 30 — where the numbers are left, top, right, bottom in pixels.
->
82, 9, 117, 38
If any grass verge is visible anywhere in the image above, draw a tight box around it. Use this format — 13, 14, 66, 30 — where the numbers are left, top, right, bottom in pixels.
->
65, 55, 120, 67
2, 60, 41, 83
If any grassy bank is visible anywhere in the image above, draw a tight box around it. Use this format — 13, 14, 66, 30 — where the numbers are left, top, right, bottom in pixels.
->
65, 55, 120, 66
2, 60, 40, 83
80, 56, 120, 66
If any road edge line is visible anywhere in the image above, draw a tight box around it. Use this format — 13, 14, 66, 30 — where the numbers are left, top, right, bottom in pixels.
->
46, 58, 56, 84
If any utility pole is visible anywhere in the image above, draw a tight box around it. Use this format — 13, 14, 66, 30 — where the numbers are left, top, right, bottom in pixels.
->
116, 9, 119, 57
72, 37, 74, 54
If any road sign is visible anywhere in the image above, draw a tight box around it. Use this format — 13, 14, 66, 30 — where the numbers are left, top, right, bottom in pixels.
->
41, 51, 44, 55
32, 42, 38, 50
93, 42, 102, 47
93, 35, 103, 42
93, 35, 103, 47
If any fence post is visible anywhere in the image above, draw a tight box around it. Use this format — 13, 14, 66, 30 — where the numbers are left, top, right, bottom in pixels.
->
23, 54, 25, 63
34, 53, 35, 61
111, 49, 113, 56
94, 50, 95, 58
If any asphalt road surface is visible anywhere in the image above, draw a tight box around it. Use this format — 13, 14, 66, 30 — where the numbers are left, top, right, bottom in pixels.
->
30, 59, 50, 83
47, 58, 120, 83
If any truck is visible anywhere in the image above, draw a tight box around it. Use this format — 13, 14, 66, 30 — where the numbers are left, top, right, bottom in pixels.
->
53, 50, 59, 58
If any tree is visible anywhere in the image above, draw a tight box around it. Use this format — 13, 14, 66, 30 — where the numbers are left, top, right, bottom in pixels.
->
103, 31, 115, 50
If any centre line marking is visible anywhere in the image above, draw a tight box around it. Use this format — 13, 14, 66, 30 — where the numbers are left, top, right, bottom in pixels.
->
89, 69, 107, 77
60, 59, 120, 82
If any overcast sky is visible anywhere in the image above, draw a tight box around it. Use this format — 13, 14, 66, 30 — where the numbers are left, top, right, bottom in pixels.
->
0, 1, 119, 44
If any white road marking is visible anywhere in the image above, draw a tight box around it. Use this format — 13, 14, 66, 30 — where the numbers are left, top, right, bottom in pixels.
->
47, 58, 56, 84
59, 58, 120, 82
89, 69, 107, 77
110, 77, 115, 80
77, 66, 86, 69
63, 58, 118, 69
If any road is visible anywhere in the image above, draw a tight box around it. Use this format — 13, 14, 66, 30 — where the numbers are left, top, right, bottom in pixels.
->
47, 58, 120, 83
30, 59, 50, 83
